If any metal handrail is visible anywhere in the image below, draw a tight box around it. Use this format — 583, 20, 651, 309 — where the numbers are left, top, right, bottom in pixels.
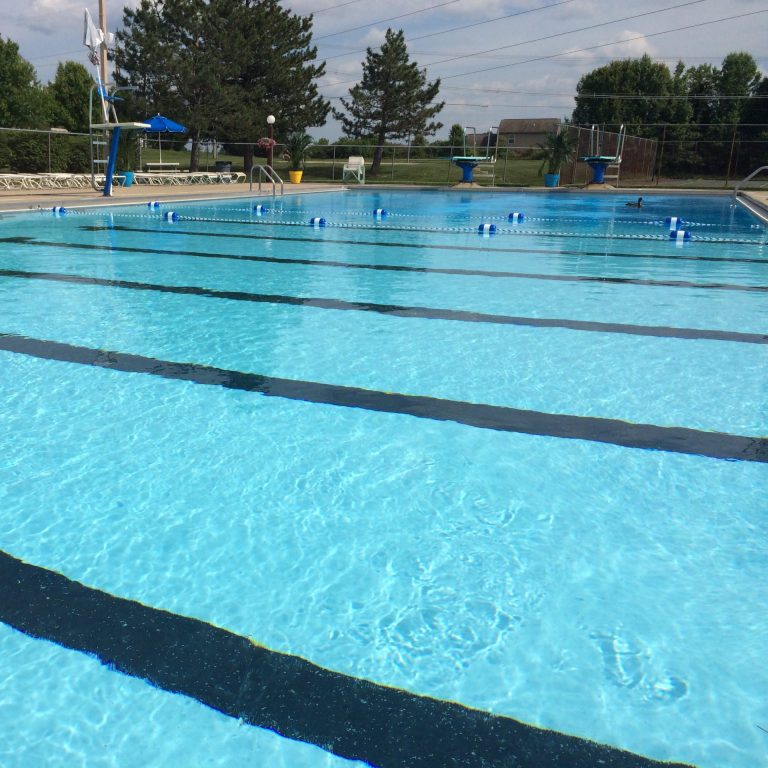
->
249, 164, 284, 196
733, 165, 768, 201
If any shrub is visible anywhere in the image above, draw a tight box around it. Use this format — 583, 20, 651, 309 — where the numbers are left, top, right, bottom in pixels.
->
9, 133, 68, 172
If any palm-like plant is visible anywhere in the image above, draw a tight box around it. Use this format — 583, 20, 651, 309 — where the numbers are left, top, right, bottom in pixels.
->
285, 132, 313, 171
538, 129, 576, 176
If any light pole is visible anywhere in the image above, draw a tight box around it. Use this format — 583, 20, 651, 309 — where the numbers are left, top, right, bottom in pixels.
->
267, 114, 275, 169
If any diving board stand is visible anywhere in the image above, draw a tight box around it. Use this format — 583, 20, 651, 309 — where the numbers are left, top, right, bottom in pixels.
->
580, 124, 625, 186
451, 125, 497, 185
91, 122, 150, 196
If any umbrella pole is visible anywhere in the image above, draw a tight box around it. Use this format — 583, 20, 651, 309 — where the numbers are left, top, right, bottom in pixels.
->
158, 134, 162, 164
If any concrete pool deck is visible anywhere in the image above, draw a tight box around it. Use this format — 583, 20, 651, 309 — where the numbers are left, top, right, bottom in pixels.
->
0, 181, 339, 213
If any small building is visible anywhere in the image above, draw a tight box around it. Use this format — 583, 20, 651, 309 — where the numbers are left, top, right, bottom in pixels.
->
497, 118, 561, 148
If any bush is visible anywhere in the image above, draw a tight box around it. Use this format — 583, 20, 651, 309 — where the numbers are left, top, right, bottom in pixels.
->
116, 131, 140, 171
66, 137, 91, 173
9, 133, 69, 172
0, 134, 10, 171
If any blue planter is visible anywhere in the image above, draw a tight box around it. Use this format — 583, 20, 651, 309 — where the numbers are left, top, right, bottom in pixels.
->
544, 173, 560, 188
121, 170, 135, 187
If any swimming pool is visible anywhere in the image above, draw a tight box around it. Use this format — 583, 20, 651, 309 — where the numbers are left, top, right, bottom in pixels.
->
0, 189, 766, 767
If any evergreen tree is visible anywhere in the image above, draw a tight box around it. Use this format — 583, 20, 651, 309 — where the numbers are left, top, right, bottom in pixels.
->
217, 0, 329, 173
114, 0, 328, 171
333, 28, 444, 176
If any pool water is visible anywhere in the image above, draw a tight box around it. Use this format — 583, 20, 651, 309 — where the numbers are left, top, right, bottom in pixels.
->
0, 190, 766, 767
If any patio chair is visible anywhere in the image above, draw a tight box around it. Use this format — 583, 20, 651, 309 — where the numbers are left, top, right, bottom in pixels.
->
342, 156, 365, 184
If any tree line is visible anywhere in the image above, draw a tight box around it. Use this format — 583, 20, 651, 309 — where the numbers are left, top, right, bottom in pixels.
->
572, 52, 767, 175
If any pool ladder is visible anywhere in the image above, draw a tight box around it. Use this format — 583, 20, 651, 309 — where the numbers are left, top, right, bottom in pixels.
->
733, 165, 768, 200
250, 165, 284, 197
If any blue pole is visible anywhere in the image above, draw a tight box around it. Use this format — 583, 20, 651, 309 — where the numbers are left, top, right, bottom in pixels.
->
103, 126, 121, 197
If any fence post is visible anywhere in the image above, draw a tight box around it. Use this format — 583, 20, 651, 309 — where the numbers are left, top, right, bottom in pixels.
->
391, 146, 395, 180
725, 123, 738, 188
332, 145, 336, 181
656, 125, 666, 186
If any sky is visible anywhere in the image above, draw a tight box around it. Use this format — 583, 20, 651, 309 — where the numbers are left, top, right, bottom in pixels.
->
1, 0, 766, 140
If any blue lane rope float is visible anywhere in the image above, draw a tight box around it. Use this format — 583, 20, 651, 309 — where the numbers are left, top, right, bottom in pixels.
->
52, 206, 67, 216
670, 229, 692, 242
309, 217, 326, 228
373, 208, 388, 219
508, 212, 525, 223
665, 216, 685, 231
478, 223, 497, 235
66, 209, 766, 245
253, 204, 268, 215
165, 211, 179, 222
147, 201, 161, 209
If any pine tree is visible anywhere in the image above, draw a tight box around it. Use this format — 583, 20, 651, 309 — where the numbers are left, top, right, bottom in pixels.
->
218, 0, 329, 173
333, 29, 444, 177
114, 0, 328, 171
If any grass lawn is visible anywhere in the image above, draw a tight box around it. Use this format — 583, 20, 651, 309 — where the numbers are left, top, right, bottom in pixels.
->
139, 148, 547, 185
137, 147, 744, 189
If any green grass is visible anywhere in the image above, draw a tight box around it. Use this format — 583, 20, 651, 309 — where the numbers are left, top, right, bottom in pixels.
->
138, 147, 746, 188
138, 147, 546, 185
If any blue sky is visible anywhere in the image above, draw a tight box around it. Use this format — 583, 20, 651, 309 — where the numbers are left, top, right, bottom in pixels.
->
1, 0, 766, 140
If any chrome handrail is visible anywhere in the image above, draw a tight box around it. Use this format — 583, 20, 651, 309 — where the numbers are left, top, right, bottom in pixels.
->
249, 164, 284, 196
733, 165, 768, 201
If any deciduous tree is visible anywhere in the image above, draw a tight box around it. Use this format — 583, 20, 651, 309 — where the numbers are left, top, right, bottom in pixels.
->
0, 36, 52, 128
47, 62, 94, 133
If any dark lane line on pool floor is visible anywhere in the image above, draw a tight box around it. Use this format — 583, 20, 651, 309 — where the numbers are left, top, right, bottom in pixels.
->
1, 333, 766, 463
2, 268, 766, 346
0, 550, 694, 768
3, 236, 768, 294
80, 223, 768, 266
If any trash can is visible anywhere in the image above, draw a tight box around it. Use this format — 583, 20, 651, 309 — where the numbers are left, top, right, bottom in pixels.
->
214, 161, 231, 172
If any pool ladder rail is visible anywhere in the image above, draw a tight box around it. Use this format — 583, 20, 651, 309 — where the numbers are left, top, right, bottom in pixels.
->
250, 164, 284, 197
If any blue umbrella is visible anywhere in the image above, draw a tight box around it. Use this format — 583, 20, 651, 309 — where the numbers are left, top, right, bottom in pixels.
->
143, 114, 186, 164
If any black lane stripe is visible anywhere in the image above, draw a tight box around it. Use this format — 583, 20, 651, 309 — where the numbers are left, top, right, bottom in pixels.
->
83, 222, 768, 265
3, 268, 767, 346
0, 550, 693, 768
1, 333, 765, 463
2, 236, 767, 294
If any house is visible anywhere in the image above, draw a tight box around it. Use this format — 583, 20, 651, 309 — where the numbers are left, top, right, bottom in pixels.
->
497, 118, 561, 149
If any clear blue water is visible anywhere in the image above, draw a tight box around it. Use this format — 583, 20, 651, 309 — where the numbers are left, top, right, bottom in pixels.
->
0, 190, 766, 767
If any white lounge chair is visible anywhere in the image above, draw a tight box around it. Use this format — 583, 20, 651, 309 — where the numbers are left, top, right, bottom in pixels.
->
342, 156, 365, 184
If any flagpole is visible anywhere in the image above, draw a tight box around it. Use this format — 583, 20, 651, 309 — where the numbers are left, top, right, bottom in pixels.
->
98, 0, 108, 90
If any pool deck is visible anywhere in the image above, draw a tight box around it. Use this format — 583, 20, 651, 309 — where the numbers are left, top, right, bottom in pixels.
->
1, 181, 767, 218
0, 181, 339, 213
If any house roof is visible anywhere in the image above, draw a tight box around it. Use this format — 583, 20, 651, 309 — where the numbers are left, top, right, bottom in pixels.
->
497, 118, 561, 134
466, 132, 490, 146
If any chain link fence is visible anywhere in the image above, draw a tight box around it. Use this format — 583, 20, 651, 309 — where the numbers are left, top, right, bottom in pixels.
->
1, 126, 766, 189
